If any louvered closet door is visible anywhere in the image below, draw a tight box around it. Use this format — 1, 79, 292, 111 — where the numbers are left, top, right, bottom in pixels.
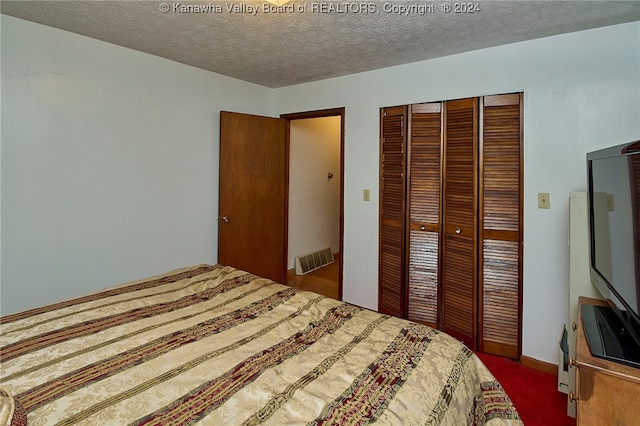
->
379, 106, 407, 317
442, 97, 478, 348
407, 103, 442, 327
479, 93, 522, 358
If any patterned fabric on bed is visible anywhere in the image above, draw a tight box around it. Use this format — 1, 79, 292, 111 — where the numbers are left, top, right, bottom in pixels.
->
0, 265, 522, 425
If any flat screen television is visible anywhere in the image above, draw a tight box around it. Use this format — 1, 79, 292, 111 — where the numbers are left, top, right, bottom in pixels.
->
585, 140, 640, 368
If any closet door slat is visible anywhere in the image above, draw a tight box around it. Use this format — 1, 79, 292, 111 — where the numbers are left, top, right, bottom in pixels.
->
407, 103, 442, 327
479, 93, 523, 358
379, 106, 407, 317
441, 97, 478, 348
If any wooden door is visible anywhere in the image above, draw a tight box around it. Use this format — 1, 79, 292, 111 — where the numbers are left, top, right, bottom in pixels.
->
441, 97, 478, 348
379, 106, 407, 317
379, 94, 523, 357
478, 93, 523, 358
406, 102, 442, 327
218, 111, 287, 283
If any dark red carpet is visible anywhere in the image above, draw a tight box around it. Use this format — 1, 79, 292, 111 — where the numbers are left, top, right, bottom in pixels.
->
476, 352, 575, 426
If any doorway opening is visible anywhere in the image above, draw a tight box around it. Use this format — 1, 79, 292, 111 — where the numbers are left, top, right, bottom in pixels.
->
281, 108, 345, 300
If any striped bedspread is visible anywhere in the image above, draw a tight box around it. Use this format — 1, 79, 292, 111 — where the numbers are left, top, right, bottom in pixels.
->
0, 265, 522, 425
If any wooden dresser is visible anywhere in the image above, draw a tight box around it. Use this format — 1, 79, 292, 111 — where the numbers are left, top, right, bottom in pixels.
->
571, 297, 640, 425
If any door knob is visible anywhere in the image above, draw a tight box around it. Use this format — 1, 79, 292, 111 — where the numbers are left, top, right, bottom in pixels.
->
219, 216, 230, 223
455, 228, 461, 234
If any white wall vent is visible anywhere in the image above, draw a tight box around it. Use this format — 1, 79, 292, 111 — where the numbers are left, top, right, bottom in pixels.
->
295, 248, 334, 275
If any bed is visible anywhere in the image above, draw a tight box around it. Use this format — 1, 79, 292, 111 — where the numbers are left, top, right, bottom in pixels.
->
0, 264, 522, 425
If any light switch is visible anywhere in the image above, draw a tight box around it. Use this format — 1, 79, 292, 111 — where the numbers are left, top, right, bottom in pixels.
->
363, 189, 370, 201
538, 192, 550, 209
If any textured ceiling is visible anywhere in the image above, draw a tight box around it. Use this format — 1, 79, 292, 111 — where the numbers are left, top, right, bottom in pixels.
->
2, 0, 639, 88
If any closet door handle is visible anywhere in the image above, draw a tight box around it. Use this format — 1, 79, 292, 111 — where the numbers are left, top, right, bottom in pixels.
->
455, 228, 461, 234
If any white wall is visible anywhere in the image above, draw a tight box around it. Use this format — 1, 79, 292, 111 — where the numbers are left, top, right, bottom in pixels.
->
0, 15, 273, 314
273, 22, 640, 363
288, 117, 341, 269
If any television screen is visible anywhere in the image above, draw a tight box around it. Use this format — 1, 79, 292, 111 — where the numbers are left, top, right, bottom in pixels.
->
586, 141, 640, 367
